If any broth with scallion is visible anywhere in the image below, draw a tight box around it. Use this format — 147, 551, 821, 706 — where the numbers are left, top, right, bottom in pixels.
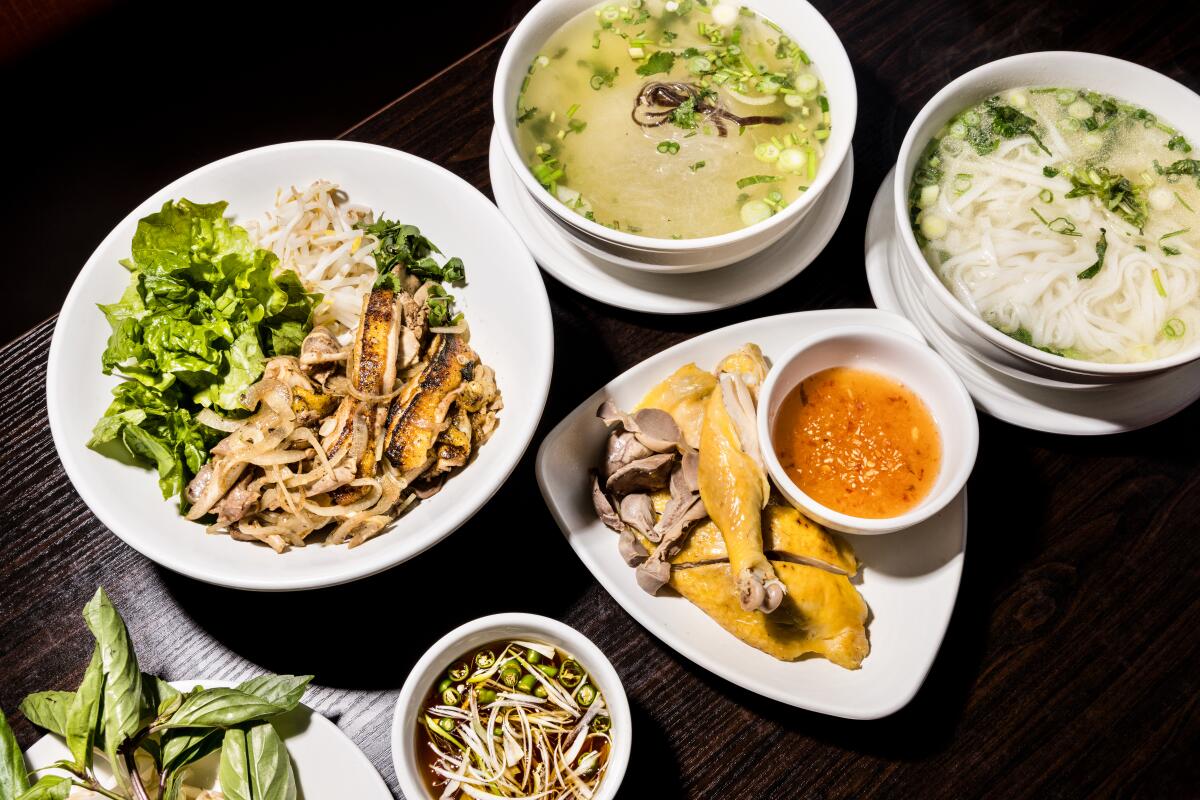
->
908, 87, 1200, 363
417, 640, 611, 798
515, 0, 831, 239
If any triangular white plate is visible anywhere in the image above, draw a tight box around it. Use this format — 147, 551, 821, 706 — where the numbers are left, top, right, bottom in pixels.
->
536, 309, 966, 719
22, 680, 391, 798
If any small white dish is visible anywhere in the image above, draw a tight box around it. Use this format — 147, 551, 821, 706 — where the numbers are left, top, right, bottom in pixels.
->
492, 0, 857, 271
392, 613, 631, 800
536, 309, 966, 719
47, 140, 553, 591
892, 51, 1200, 384
23, 679, 391, 799
758, 325, 978, 535
866, 169, 1200, 435
490, 129, 854, 314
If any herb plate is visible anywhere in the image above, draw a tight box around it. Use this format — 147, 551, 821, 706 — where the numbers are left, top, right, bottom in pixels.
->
536, 309, 966, 719
22, 680, 391, 798
47, 140, 553, 591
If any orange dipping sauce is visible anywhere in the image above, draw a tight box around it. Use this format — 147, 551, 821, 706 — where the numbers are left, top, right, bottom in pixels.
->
772, 367, 941, 519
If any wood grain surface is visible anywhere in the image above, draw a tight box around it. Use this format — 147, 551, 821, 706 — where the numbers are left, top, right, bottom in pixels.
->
2, 1, 1198, 797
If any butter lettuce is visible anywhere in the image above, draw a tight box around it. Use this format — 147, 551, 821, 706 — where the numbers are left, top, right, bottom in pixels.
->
90, 199, 319, 502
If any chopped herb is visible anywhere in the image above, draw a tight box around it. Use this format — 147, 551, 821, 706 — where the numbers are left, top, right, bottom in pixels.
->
669, 97, 699, 129
1030, 207, 1080, 236
516, 106, 538, 125
636, 50, 676, 76
986, 97, 1052, 156
1176, 192, 1195, 213
656, 140, 681, 155
1066, 167, 1148, 231
1167, 135, 1193, 153
1043, 166, 1060, 178
688, 160, 706, 172
1077, 228, 1108, 279
567, 118, 588, 135
589, 65, 619, 90
1152, 269, 1167, 297
1155, 158, 1200, 187
1163, 246, 1181, 256
1163, 318, 1186, 339
1005, 326, 1069, 356
736, 174, 780, 189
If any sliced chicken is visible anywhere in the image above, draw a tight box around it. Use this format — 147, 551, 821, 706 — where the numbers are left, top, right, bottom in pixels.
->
383, 334, 479, 485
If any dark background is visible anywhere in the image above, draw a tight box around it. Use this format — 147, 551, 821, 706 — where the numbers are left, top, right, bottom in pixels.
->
0, 0, 534, 344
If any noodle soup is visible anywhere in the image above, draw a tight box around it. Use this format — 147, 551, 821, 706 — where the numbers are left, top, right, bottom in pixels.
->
515, 0, 831, 239
908, 87, 1200, 363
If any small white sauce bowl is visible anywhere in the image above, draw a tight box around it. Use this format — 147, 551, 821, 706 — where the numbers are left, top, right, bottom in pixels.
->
392, 613, 631, 800
492, 0, 856, 273
757, 325, 979, 535
892, 51, 1200, 387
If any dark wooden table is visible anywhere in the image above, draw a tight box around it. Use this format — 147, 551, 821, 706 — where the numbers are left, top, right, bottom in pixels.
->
3, 3, 1198, 798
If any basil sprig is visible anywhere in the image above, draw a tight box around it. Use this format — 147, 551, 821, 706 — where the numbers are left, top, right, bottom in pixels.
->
1, 588, 311, 800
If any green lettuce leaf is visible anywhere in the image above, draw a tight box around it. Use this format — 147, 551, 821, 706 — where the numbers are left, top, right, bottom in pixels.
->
91, 199, 320, 503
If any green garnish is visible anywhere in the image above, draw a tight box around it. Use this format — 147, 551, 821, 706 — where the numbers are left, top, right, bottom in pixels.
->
1152, 269, 1167, 297
1167, 135, 1192, 153
90, 200, 319, 501
636, 50, 676, 76
516, 106, 538, 125
1163, 318, 1186, 339
1043, 166, 1060, 178
689, 160, 706, 172
656, 140, 681, 155
1176, 192, 1195, 213
1066, 168, 1148, 232
736, 174, 780, 189
1155, 158, 1200, 187
986, 99, 1052, 156
669, 96, 699, 129
1077, 228, 1108, 280
1005, 326, 1069, 357
357, 217, 465, 327
1030, 207, 1080, 236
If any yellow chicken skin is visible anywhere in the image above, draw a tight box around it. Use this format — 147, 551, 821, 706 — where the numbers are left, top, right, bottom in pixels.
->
636, 363, 717, 449
669, 561, 870, 669
698, 345, 784, 613
644, 494, 859, 574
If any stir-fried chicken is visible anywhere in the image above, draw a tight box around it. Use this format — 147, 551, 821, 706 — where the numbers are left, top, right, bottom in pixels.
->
182, 284, 500, 552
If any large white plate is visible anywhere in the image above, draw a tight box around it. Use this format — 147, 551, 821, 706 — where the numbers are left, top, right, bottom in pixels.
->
536, 309, 966, 719
47, 140, 553, 591
865, 168, 1200, 435
22, 680, 391, 798
490, 130, 854, 314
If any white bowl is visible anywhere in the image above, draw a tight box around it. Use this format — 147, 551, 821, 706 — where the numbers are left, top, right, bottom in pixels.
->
46, 140, 553, 591
392, 613, 631, 800
493, 0, 857, 272
892, 51, 1200, 386
757, 325, 978, 535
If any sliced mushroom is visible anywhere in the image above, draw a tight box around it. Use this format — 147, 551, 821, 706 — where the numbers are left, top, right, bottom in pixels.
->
618, 493, 655, 537
605, 453, 675, 495
618, 531, 649, 567
592, 473, 624, 533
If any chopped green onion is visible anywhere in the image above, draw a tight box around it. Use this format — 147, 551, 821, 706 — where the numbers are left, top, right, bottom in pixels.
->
754, 142, 780, 163
1043, 166, 1060, 178
656, 140, 681, 155
688, 160, 706, 172
736, 174, 780, 189
953, 173, 973, 194
1039, 188, 1053, 203
567, 103, 580, 118
1152, 269, 1167, 297
1177, 192, 1195, 213
1163, 318, 1186, 338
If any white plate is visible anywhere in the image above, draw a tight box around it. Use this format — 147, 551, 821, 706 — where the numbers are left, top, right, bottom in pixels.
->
22, 680, 391, 799
865, 169, 1200, 435
489, 130, 854, 314
47, 140, 553, 591
535, 309, 966, 719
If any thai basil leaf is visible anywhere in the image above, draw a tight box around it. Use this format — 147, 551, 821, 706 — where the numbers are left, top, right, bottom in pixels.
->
218, 722, 296, 800
144, 675, 181, 719
234, 676, 312, 712
82, 587, 143, 793
13, 775, 70, 800
17, 693, 73, 738
161, 689, 285, 729
160, 728, 223, 776
0, 708, 30, 799
65, 646, 104, 770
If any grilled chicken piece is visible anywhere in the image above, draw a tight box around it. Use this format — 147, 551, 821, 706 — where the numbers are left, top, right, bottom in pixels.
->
383, 334, 479, 485
431, 405, 473, 475
324, 288, 402, 503
698, 344, 786, 614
